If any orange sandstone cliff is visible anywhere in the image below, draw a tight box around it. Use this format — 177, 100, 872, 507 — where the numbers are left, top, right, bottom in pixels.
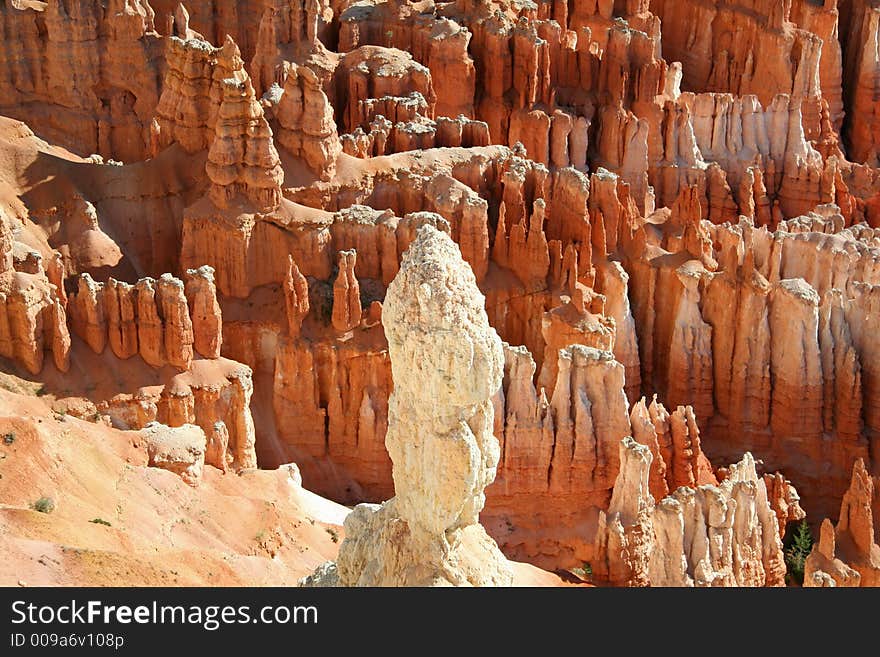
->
0, 0, 879, 587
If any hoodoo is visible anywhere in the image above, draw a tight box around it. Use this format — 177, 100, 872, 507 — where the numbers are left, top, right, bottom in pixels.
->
0, 0, 878, 590
305, 226, 513, 586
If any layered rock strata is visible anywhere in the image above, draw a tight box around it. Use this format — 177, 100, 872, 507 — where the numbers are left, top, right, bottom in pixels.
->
4, 0, 880, 589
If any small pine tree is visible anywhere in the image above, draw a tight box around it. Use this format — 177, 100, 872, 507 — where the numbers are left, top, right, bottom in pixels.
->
784, 519, 814, 586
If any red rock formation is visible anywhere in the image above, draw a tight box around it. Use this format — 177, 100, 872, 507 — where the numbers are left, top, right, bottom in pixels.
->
158, 359, 257, 470
154, 35, 249, 154
249, 0, 326, 95
5, 0, 880, 588
651, 0, 823, 108
805, 459, 880, 586
135, 277, 164, 368
272, 332, 393, 501
0, 0, 162, 161
483, 345, 630, 568
597, 261, 640, 403
179, 46, 331, 298
158, 273, 194, 369
205, 421, 230, 473
275, 62, 341, 180
840, 0, 880, 164
763, 471, 807, 541
337, 3, 473, 119
0, 213, 71, 373
331, 250, 362, 333
69, 273, 107, 355
341, 112, 490, 158
104, 278, 138, 359
790, 0, 845, 132
206, 76, 284, 211
185, 266, 223, 359
647, 91, 844, 221
595, 439, 789, 587
181, 196, 334, 299
283, 255, 310, 338
0, 285, 67, 375
769, 278, 824, 446
804, 518, 861, 587
627, 212, 879, 520
68, 270, 221, 371
630, 397, 717, 500
336, 47, 436, 135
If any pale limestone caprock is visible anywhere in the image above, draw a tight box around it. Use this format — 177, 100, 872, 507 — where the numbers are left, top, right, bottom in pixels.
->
302, 224, 513, 586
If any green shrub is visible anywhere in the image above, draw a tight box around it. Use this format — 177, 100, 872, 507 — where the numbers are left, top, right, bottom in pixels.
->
572, 562, 593, 581
90, 518, 111, 527
784, 519, 814, 585
32, 497, 55, 514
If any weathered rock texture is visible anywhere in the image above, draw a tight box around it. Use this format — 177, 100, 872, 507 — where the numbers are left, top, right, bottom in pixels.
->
206, 76, 283, 211
275, 62, 341, 180
839, 0, 880, 165
331, 250, 361, 332
594, 438, 789, 587
185, 266, 223, 359
0, 214, 70, 375
4, 0, 880, 588
309, 226, 512, 586
0, 0, 162, 161
153, 35, 248, 155
98, 356, 258, 472
143, 421, 207, 487
67, 269, 224, 371
805, 459, 880, 586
